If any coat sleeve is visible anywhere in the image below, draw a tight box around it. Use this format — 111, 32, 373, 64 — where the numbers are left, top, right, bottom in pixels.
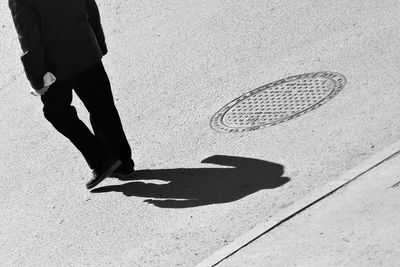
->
9, 0, 45, 90
85, 0, 108, 55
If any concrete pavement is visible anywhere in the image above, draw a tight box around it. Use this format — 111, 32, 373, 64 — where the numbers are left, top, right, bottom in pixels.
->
1, 0, 400, 266
216, 149, 400, 267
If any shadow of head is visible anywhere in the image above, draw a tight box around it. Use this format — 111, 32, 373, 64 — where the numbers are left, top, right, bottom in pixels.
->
92, 155, 290, 208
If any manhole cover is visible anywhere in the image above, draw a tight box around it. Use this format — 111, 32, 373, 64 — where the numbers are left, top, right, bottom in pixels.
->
211, 71, 346, 132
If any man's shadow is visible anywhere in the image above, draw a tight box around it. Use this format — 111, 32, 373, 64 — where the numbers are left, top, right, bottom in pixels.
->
92, 155, 290, 208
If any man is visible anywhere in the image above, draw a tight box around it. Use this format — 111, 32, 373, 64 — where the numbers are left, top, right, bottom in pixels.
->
9, 0, 135, 189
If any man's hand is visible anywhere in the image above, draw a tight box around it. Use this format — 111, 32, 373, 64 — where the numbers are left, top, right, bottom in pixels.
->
30, 72, 56, 96
30, 86, 49, 96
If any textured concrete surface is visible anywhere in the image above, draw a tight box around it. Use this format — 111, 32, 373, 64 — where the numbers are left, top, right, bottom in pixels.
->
1, 0, 400, 266
220, 153, 400, 267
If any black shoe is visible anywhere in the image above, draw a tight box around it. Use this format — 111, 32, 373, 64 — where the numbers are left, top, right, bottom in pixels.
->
109, 167, 135, 180
86, 159, 122, 189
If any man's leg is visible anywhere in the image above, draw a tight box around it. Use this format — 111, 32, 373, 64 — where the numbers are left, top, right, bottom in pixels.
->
73, 61, 135, 171
41, 78, 106, 170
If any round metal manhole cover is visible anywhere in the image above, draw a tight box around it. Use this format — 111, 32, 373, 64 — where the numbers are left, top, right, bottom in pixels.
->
211, 72, 346, 132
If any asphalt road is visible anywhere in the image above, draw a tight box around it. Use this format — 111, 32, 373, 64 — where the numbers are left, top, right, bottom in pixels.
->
1, 0, 400, 266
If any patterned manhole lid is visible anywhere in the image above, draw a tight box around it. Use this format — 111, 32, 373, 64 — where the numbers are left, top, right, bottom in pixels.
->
211, 71, 346, 132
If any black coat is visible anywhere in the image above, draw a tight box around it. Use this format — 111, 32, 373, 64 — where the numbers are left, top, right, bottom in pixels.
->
9, 0, 107, 90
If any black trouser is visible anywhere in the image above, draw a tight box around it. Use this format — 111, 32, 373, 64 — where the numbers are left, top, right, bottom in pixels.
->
41, 61, 134, 171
